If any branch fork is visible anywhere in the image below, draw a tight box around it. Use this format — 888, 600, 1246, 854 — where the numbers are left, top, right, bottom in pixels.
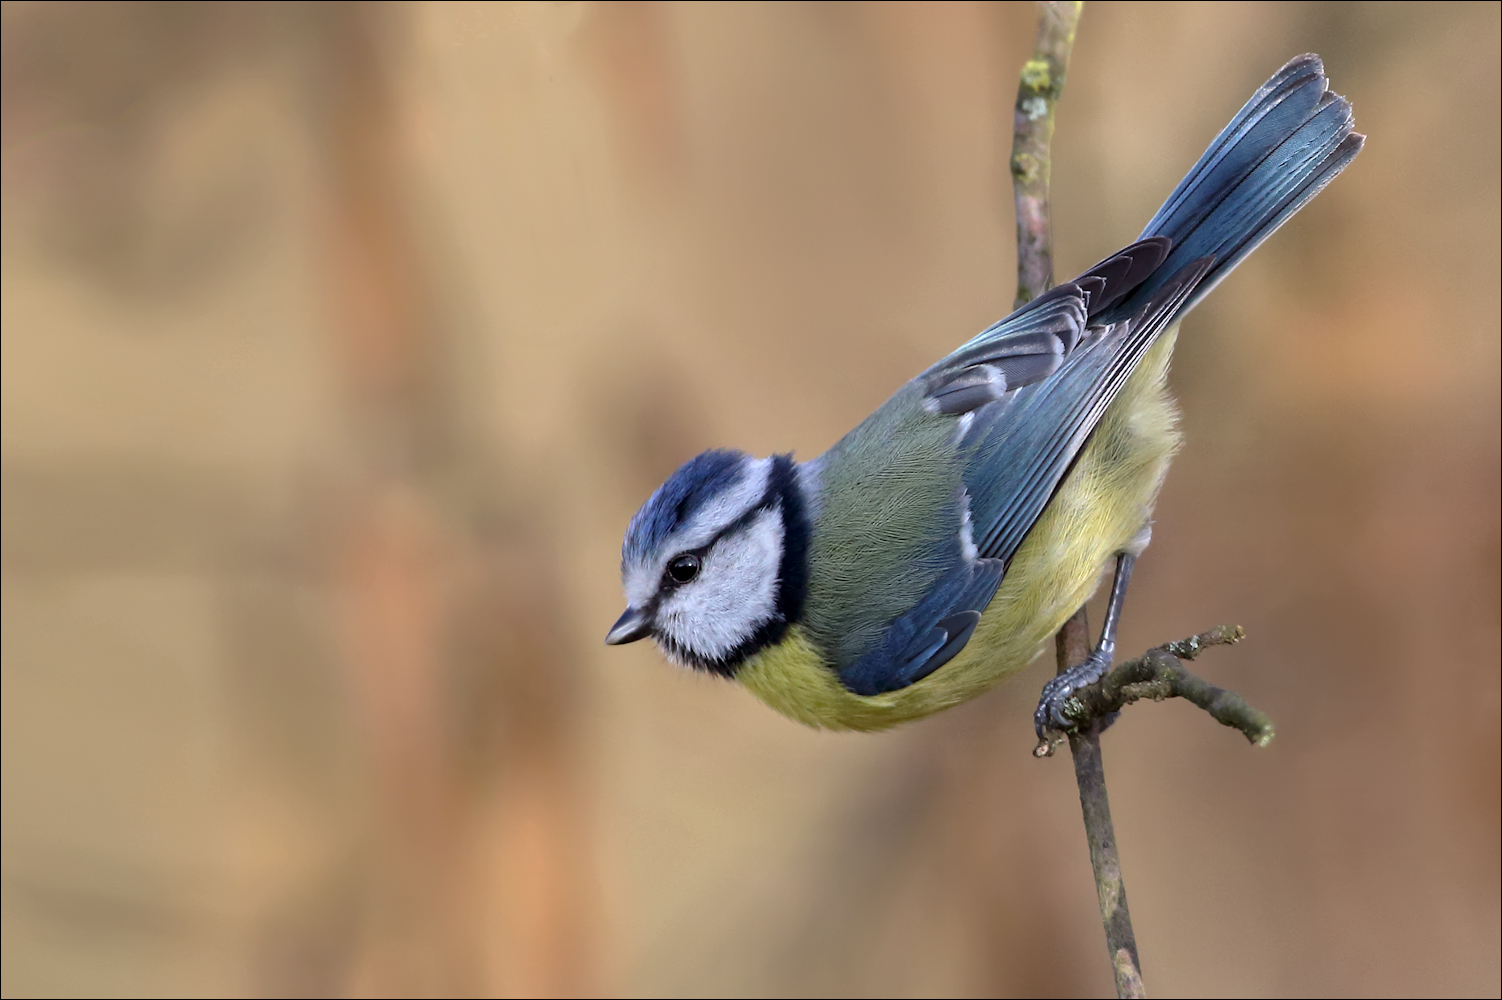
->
1034, 625, 1276, 758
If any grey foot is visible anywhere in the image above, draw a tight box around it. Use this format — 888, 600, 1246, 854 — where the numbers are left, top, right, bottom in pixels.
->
1034, 648, 1112, 739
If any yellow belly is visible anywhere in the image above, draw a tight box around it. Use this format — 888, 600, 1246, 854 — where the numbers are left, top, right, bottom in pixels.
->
737, 325, 1184, 730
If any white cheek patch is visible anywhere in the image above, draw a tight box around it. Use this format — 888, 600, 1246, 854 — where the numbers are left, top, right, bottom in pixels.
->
622, 457, 772, 609
654, 507, 785, 663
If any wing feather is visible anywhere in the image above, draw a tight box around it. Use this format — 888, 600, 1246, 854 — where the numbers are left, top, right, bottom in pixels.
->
966, 258, 1212, 562
817, 54, 1362, 698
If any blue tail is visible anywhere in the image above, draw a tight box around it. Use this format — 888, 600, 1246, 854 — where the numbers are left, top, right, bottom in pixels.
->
1126, 54, 1364, 316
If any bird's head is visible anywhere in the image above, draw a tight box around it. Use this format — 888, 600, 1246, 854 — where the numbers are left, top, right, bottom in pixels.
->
608, 449, 808, 675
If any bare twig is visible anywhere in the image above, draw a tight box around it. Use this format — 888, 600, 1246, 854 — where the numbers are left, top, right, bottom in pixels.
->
1058, 626, 1276, 747
1043, 627, 1275, 999
1049, 607, 1146, 997
1009, 3, 1144, 996
1054, 614, 1146, 999
1011, 0, 1082, 310
1069, 729, 1145, 997
1008, 6, 1277, 997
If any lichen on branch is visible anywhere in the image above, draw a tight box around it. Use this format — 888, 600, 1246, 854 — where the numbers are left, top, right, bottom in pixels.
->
1011, 0, 1082, 310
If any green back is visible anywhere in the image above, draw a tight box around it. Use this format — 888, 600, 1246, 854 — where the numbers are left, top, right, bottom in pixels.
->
800, 383, 966, 668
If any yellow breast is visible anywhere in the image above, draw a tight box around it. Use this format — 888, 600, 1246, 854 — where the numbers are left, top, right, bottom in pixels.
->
737, 325, 1184, 730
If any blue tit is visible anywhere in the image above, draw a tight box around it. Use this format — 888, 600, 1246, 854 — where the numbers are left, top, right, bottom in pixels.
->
607, 55, 1362, 735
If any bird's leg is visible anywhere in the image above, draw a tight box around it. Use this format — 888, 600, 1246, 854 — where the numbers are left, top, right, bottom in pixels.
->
1035, 552, 1136, 739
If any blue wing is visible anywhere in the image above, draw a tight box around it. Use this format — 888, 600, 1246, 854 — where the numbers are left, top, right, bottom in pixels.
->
837, 554, 1003, 696
831, 55, 1361, 697
838, 249, 1196, 696
960, 259, 1209, 562
945, 54, 1359, 566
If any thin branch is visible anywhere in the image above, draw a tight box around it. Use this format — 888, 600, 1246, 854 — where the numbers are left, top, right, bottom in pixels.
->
1050, 623, 1277, 1000
1052, 607, 1146, 997
1008, 3, 1148, 997
1068, 712, 1146, 1000
1053, 610, 1146, 1000
1011, 0, 1081, 310
1009, 5, 1278, 997
1056, 626, 1276, 747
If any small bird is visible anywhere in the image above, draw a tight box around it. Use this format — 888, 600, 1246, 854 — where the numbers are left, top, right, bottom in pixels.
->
607, 55, 1362, 735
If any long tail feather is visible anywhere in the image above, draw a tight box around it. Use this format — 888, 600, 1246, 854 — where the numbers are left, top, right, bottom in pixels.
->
1125, 54, 1364, 316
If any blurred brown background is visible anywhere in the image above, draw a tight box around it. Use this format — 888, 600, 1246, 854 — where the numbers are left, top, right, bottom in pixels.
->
2, 2, 1497, 997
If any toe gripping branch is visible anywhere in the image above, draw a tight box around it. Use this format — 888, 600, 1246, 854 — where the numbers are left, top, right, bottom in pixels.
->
1033, 552, 1276, 757
1033, 622, 1276, 757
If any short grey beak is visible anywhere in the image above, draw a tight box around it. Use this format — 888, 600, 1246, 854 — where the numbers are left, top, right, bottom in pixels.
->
605, 607, 652, 645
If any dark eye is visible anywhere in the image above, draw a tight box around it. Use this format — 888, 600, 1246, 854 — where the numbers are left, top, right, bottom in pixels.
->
666, 554, 701, 584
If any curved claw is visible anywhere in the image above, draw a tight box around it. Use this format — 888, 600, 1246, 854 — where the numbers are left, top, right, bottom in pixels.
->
1034, 647, 1114, 740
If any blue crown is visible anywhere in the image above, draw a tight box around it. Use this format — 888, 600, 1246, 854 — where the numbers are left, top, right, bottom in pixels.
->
622, 449, 748, 566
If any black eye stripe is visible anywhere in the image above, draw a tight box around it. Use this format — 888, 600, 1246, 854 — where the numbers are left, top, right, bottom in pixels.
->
706, 495, 777, 547
642, 467, 791, 623
645, 453, 808, 680
662, 493, 780, 580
